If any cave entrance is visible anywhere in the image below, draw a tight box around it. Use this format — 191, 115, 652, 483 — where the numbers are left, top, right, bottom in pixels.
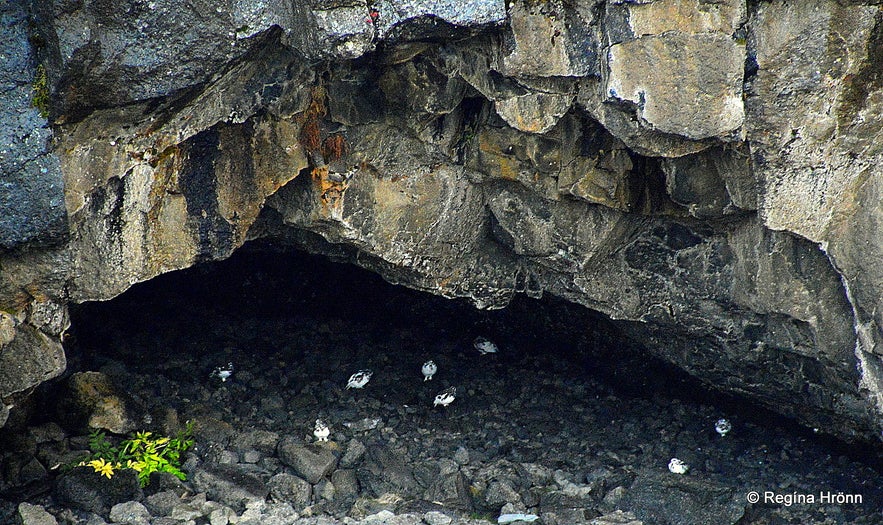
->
62, 240, 700, 418
9, 242, 883, 523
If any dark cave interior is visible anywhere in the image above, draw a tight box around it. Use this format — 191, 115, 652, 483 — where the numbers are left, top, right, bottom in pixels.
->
57, 241, 879, 461
3, 241, 882, 524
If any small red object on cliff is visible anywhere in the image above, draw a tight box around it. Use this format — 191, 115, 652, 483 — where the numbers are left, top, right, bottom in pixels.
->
365, 8, 380, 24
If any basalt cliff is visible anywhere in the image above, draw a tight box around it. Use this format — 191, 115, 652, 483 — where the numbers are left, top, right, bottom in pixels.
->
2, 0, 882, 442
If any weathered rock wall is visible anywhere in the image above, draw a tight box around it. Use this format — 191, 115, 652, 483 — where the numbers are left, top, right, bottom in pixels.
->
1, 0, 881, 440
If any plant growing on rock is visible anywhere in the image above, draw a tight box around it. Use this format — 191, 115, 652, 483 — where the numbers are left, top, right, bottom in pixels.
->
31, 64, 49, 118
76, 422, 194, 487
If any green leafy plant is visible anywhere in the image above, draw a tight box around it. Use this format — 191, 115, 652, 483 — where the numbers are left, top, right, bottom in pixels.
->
31, 64, 50, 118
78, 422, 194, 487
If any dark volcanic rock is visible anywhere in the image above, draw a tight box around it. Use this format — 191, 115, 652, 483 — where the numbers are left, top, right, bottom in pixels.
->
56, 372, 146, 434
15, 502, 57, 525
358, 444, 420, 498
107, 501, 150, 525
619, 472, 745, 525
190, 464, 269, 511
276, 438, 338, 484
267, 472, 312, 510
0, 1, 67, 250
423, 460, 472, 511
53, 467, 142, 515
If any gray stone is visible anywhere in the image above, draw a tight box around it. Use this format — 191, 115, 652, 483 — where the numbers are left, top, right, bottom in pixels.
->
373, 0, 507, 43
2, 453, 49, 493
16, 502, 57, 525
422, 511, 453, 525
241, 450, 261, 464
209, 506, 237, 525
277, 438, 338, 484
168, 502, 205, 522
661, 146, 756, 217
233, 430, 280, 456
331, 469, 359, 500
590, 511, 642, 525
340, 438, 367, 468
167, 496, 206, 522
540, 508, 597, 525
422, 460, 472, 511
494, 93, 575, 135
28, 422, 65, 444
56, 372, 144, 434
0, 1, 67, 250
746, 0, 883, 429
0, 323, 66, 401
485, 479, 522, 509
144, 471, 188, 496
48, 0, 294, 117
503, 0, 597, 78
267, 473, 312, 509
142, 491, 181, 517
54, 467, 143, 515
605, 32, 744, 140
601, 0, 746, 143
107, 501, 149, 525
362, 445, 419, 496
191, 464, 269, 511
618, 472, 743, 525
519, 463, 554, 487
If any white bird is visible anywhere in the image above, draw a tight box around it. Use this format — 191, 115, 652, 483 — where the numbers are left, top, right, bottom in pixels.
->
473, 336, 498, 355
346, 369, 373, 389
433, 386, 457, 407
211, 362, 234, 382
668, 458, 689, 475
714, 418, 732, 437
314, 419, 330, 442
422, 360, 437, 381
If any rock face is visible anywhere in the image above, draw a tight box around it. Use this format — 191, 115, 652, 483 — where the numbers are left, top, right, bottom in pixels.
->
1, 0, 882, 441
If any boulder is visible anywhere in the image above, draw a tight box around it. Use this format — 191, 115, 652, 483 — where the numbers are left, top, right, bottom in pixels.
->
54, 467, 143, 515
16, 503, 57, 525
618, 472, 745, 525
190, 464, 269, 511
56, 372, 145, 434
422, 460, 472, 511
107, 501, 150, 525
267, 473, 312, 509
277, 438, 338, 484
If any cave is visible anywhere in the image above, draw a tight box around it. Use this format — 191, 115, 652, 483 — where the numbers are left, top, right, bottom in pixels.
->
2, 241, 881, 524
5, 0, 883, 523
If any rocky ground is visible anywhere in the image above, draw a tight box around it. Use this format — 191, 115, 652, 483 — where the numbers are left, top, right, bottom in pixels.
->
1, 245, 882, 525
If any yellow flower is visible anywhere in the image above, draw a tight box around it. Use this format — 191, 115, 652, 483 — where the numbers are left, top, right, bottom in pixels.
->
87, 458, 115, 479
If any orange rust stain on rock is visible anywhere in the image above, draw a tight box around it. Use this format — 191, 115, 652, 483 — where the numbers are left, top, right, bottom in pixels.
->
312, 166, 348, 215
499, 158, 518, 180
